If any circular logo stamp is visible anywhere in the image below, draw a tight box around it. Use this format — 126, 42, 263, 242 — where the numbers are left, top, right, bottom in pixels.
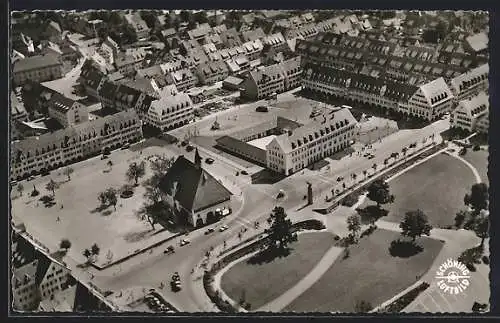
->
435, 258, 470, 295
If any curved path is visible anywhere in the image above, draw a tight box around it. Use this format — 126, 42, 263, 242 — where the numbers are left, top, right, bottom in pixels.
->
246, 143, 484, 313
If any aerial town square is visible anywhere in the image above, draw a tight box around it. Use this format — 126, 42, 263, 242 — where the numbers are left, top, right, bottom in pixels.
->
9, 9, 490, 314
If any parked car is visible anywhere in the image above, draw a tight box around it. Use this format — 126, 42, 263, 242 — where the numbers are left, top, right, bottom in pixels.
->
164, 245, 175, 254
205, 158, 214, 164
205, 228, 215, 235
256, 106, 269, 112
219, 225, 229, 232
240, 170, 248, 175
101, 155, 108, 160
368, 154, 375, 159
180, 239, 190, 246
121, 143, 130, 150
186, 145, 194, 152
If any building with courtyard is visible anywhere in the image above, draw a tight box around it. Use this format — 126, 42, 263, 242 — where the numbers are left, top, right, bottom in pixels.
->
158, 150, 232, 227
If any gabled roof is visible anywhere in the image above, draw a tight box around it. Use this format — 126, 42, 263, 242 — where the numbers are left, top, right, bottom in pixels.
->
241, 27, 266, 42
456, 91, 489, 117
13, 54, 61, 73
158, 156, 232, 212
419, 77, 454, 106
465, 32, 488, 52
49, 92, 76, 113
449, 63, 489, 94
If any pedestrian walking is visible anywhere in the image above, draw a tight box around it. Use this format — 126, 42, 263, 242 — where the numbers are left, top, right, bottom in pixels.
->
56, 216, 60, 222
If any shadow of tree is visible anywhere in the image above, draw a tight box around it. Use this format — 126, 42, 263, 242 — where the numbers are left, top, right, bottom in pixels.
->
356, 206, 388, 225
123, 229, 155, 243
102, 209, 113, 216
51, 250, 67, 261
246, 247, 292, 265
90, 204, 110, 214
250, 169, 286, 185
389, 239, 423, 258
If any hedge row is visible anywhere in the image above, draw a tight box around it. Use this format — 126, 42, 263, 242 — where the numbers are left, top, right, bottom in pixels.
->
381, 282, 430, 313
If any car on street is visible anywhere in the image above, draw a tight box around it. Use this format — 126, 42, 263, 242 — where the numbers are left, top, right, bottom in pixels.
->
164, 245, 175, 254
180, 239, 190, 246
205, 228, 215, 235
101, 155, 108, 160
219, 225, 229, 232
336, 176, 344, 182
27, 176, 35, 181
363, 153, 371, 157
121, 143, 130, 150
205, 158, 214, 164
256, 106, 269, 112
240, 170, 248, 175
186, 145, 194, 152
368, 154, 375, 159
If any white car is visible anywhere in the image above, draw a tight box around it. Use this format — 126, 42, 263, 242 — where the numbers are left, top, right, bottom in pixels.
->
219, 225, 229, 232
180, 239, 190, 246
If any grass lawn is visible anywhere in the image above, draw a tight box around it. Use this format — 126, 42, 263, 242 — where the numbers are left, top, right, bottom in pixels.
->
220, 231, 336, 310
462, 149, 489, 184
360, 153, 475, 228
284, 228, 444, 312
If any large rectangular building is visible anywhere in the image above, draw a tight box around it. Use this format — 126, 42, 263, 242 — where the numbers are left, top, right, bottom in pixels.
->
11, 109, 143, 180
450, 91, 489, 133
13, 54, 63, 86
144, 92, 194, 131
266, 107, 357, 176
239, 56, 302, 100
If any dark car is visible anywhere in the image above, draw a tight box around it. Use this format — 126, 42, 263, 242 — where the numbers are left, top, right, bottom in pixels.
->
163, 245, 175, 254
256, 106, 269, 112
181, 140, 189, 147
205, 158, 214, 164
186, 145, 194, 152
240, 170, 248, 175
205, 228, 215, 235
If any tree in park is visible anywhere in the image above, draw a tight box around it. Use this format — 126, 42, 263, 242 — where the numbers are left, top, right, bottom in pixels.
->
91, 243, 100, 257
264, 206, 298, 253
367, 179, 395, 210
464, 183, 489, 215
83, 248, 92, 262
474, 212, 489, 247
46, 179, 58, 197
400, 210, 433, 242
126, 161, 146, 186
60, 239, 71, 251
17, 183, 24, 196
454, 210, 469, 228
98, 191, 107, 207
402, 147, 408, 157
346, 214, 361, 243
63, 167, 74, 181
105, 188, 118, 211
